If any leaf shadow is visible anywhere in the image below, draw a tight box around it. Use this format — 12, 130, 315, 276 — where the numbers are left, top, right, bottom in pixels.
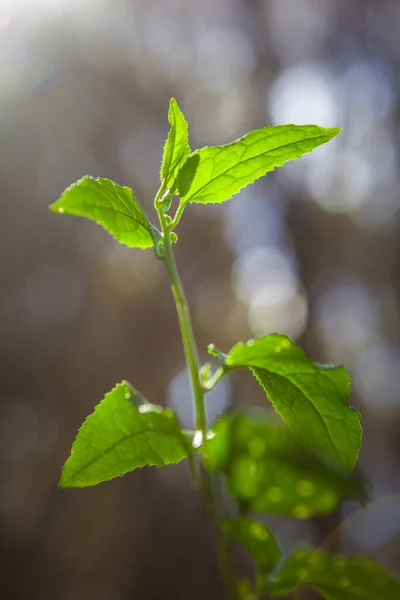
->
177, 153, 200, 197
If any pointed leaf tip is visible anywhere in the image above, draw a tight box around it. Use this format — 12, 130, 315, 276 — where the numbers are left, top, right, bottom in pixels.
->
59, 381, 190, 488
178, 123, 341, 206
160, 98, 190, 191
223, 334, 362, 472
50, 176, 157, 249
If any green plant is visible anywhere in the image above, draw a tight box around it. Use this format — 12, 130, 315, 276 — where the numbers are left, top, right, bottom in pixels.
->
51, 99, 400, 599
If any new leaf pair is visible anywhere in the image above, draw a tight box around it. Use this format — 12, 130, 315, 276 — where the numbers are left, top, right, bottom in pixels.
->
50, 98, 340, 246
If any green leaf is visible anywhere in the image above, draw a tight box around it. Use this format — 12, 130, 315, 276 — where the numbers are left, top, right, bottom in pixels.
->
224, 517, 281, 575
50, 176, 158, 249
160, 98, 190, 191
178, 124, 340, 205
213, 334, 361, 472
203, 412, 365, 519
60, 381, 190, 488
268, 546, 400, 599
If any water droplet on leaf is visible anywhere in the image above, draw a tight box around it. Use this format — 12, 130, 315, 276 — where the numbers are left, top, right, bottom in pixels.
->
297, 479, 315, 497
249, 522, 269, 540
294, 505, 311, 519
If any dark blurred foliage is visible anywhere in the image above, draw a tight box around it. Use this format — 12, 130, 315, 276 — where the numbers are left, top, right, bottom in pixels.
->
1, 1, 400, 598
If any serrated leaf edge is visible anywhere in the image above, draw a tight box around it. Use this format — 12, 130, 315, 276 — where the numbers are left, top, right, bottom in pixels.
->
59, 380, 190, 488
50, 176, 159, 250
182, 126, 341, 205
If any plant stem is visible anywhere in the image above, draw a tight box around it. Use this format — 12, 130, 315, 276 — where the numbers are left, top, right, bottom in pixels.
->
208, 471, 239, 600
170, 198, 186, 230
162, 234, 207, 436
202, 366, 226, 392
156, 203, 237, 599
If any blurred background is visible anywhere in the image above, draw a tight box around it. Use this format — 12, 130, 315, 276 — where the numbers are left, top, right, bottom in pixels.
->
1, 0, 400, 598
